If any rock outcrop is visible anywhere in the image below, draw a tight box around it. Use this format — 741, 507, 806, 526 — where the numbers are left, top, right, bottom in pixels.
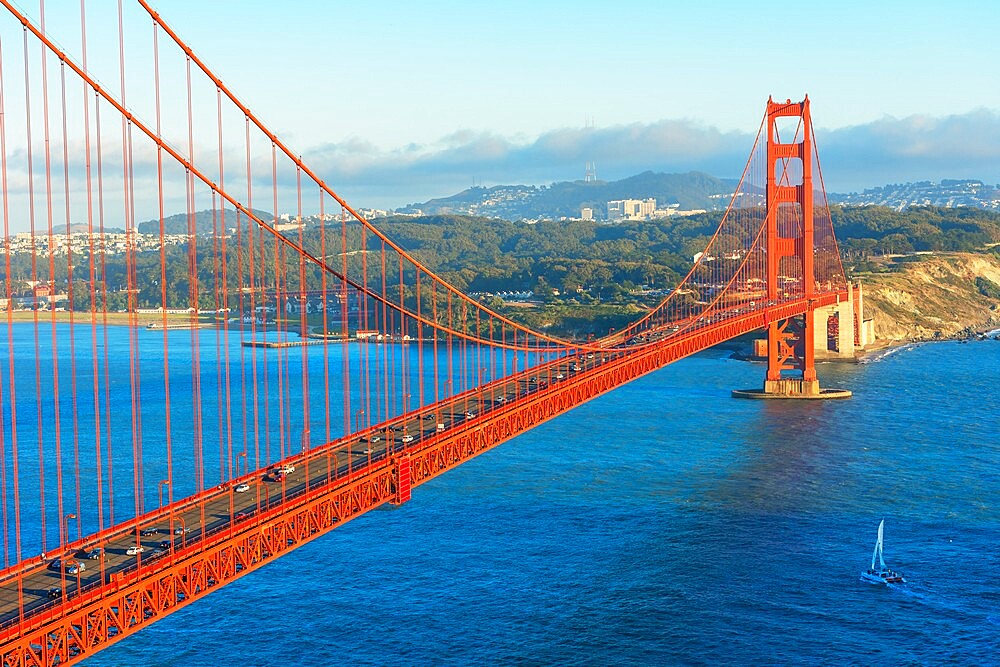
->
859, 253, 1000, 342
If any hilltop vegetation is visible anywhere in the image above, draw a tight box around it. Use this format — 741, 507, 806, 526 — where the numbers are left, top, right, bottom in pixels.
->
833, 205, 1000, 262
135, 208, 273, 235
368, 205, 1000, 294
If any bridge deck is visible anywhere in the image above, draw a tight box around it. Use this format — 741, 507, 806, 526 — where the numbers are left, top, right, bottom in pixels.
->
0, 292, 848, 664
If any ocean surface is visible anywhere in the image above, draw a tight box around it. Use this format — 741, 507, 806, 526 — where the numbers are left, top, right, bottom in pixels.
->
65, 338, 1000, 665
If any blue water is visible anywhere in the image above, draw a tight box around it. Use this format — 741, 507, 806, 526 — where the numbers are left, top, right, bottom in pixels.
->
0, 323, 547, 554
66, 341, 1000, 664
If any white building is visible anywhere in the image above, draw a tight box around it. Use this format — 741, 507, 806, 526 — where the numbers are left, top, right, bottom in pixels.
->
607, 198, 656, 221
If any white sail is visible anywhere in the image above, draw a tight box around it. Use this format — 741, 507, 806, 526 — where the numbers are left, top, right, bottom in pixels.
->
871, 519, 887, 570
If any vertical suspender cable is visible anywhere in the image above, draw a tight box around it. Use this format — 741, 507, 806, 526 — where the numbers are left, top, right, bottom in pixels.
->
59, 60, 83, 543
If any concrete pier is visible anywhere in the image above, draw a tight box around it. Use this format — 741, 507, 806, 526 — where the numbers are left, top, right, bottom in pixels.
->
733, 283, 867, 400
732, 380, 852, 399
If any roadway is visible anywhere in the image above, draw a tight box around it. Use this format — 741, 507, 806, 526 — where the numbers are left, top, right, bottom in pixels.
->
0, 290, 847, 631
0, 347, 623, 631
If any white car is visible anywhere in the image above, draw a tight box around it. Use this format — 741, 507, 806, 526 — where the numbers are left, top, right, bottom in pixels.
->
126, 546, 145, 556
400, 434, 414, 443
235, 483, 251, 493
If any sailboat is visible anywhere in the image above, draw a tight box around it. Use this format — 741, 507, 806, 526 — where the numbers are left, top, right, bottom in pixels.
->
861, 519, 905, 584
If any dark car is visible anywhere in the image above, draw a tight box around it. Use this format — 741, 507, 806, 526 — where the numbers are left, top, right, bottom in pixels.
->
47, 587, 62, 599
140, 527, 158, 537
159, 539, 173, 549
76, 547, 104, 560
47, 558, 63, 571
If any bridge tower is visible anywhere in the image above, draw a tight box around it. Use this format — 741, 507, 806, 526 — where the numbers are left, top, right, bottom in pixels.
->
735, 96, 852, 400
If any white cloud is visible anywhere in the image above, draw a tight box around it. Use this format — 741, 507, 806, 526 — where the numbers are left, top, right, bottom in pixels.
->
815, 108, 1000, 189
298, 108, 1000, 209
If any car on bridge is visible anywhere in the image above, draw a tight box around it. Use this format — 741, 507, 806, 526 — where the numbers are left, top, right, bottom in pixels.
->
66, 560, 86, 575
267, 471, 286, 482
400, 434, 414, 443
47, 587, 62, 599
235, 483, 251, 493
139, 527, 158, 537
126, 546, 145, 556
173, 526, 192, 535
159, 539, 173, 549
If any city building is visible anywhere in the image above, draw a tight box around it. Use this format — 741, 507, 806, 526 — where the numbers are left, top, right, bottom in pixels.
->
607, 198, 656, 221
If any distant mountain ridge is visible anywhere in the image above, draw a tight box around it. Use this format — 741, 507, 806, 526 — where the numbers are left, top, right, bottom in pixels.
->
397, 171, 738, 220
398, 174, 1000, 221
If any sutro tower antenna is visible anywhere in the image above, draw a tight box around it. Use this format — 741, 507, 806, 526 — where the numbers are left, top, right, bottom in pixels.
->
584, 114, 597, 182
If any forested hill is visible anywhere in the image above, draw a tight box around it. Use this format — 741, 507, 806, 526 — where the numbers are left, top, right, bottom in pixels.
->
365, 205, 1000, 295
137, 208, 273, 235
832, 205, 1000, 259
396, 171, 737, 220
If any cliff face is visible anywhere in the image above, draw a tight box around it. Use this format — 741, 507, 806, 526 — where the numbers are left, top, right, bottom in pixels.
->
859, 253, 1000, 342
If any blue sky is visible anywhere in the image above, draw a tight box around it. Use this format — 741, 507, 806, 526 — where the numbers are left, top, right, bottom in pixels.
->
13, 0, 1000, 209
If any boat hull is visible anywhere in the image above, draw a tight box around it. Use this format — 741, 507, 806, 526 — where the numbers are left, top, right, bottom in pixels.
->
861, 570, 905, 585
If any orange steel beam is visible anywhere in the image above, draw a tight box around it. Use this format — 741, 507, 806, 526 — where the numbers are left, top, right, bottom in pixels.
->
765, 97, 817, 383
0, 289, 847, 666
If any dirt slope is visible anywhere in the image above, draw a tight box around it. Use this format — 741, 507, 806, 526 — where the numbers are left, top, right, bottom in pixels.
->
859, 253, 1000, 343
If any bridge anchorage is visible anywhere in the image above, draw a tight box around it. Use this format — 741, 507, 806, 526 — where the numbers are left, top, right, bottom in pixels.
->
733, 96, 857, 400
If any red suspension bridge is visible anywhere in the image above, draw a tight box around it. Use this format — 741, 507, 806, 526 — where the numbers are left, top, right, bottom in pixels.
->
0, 2, 864, 664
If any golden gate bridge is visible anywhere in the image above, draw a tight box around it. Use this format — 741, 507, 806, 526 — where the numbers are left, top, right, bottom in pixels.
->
0, 2, 863, 663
